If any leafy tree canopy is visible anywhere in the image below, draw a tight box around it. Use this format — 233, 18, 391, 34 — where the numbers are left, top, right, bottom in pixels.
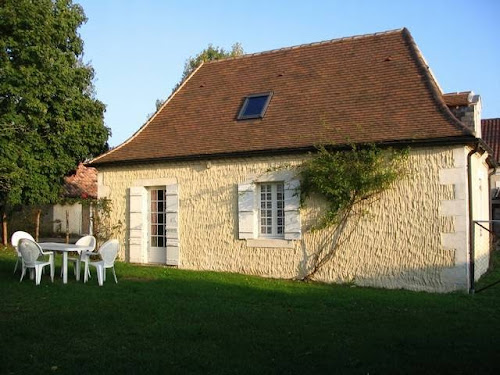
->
0, 0, 110, 209
148, 43, 243, 120
173, 42, 243, 92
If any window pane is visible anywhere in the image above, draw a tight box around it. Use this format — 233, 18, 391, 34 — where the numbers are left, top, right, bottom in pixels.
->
258, 182, 286, 238
150, 188, 166, 248
242, 95, 268, 117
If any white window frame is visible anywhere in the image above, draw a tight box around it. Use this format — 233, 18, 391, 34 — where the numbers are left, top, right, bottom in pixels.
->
129, 178, 180, 266
238, 170, 301, 248
148, 186, 167, 249
258, 182, 285, 238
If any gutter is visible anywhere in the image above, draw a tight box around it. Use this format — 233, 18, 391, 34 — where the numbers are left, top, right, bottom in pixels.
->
488, 164, 497, 224
468, 145, 480, 294
89, 135, 480, 168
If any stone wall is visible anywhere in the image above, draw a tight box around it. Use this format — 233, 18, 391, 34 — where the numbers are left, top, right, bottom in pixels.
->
97, 145, 490, 292
447, 94, 482, 138
471, 151, 491, 280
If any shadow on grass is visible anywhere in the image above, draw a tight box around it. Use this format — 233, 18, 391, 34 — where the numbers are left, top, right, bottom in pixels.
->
1, 248, 500, 375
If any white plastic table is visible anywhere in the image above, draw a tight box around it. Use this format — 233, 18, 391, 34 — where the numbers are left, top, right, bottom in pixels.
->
39, 242, 94, 284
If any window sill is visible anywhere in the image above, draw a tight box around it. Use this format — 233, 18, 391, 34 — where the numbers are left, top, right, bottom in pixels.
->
246, 238, 295, 248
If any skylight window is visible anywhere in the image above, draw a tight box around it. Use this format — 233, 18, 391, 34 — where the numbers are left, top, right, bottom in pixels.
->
237, 92, 273, 120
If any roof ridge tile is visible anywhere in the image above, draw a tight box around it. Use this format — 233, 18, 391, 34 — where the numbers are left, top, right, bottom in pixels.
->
204, 28, 406, 64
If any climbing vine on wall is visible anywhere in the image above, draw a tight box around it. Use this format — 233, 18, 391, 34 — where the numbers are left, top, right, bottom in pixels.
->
299, 144, 408, 280
59, 197, 122, 246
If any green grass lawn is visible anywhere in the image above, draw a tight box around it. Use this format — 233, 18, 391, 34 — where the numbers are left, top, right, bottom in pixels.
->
1, 246, 500, 375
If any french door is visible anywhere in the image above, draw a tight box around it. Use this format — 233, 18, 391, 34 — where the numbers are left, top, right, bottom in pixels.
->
148, 187, 167, 263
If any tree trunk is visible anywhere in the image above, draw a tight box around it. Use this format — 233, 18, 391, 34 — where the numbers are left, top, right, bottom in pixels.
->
35, 209, 41, 242
2, 211, 7, 246
65, 210, 69, 244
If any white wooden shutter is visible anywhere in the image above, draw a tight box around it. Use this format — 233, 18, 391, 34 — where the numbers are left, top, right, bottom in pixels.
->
165, 184, 180, 266
238, 182, 257, 239
129, 186, 146, 263
284, 179, 301, 240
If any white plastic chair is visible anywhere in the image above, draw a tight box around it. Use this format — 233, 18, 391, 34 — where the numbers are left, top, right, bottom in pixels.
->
83, 239, 119, 286
11, 231, 35, 274
63, 235, 96, 281
18, 238, 54, 285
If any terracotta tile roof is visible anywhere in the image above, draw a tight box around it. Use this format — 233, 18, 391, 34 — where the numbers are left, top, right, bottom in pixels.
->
443, 92, 472, 107
91, 28, 474, 166
482, 118, 500, 163
63, 163, 97, 199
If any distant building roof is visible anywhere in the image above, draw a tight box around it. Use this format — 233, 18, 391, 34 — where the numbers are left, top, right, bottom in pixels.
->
91, 28, 475, 166
443, 92, 471, 107
482, 118, 500, 163
63, 163, 97, 199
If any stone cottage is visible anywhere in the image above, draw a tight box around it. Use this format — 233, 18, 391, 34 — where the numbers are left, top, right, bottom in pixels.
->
90, 28, 493, 292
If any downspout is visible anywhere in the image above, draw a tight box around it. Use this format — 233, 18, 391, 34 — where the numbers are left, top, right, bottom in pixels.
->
488, 166, 496, 227
468, 144, 480, 294
488, 162, 497, 271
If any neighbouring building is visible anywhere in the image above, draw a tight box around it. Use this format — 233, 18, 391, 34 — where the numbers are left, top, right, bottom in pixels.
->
48, 163, 97, 236
90, 28, 494, 293
5, 163, 97, 239
481, 118, 500, 237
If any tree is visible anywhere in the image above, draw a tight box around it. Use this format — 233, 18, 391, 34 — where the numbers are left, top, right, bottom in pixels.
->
148, 43, 244, 121
173, 42, 244, 92
298, 145, 408, 280
145, 98, 165, 120
0, 0, 110, 243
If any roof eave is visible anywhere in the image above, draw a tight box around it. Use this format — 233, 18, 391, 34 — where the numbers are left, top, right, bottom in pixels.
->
89, 62, 207, 166
90, 135, 479, 168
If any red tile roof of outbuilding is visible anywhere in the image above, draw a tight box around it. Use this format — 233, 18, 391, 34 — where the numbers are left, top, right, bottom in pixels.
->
63, 164, 97, 199
482, 118, 500, 163
91, 28, 475, 166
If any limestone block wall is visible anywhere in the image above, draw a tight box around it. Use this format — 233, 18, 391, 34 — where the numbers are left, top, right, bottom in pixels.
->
438, 147, 469, 290
97, 145, 481, 292
471, 151, 491, 279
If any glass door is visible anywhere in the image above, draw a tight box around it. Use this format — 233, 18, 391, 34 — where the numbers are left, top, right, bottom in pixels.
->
148, 187, 166, 263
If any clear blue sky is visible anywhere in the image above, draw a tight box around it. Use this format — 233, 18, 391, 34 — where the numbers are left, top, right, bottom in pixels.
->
77, 0, 500, 147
